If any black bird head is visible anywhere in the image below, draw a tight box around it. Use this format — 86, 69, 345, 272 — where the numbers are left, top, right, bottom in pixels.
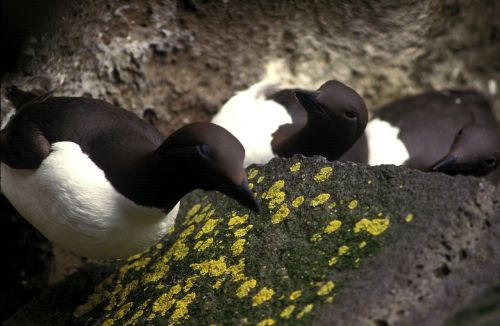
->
157, 122, 261, 213
432, 124, 500, 177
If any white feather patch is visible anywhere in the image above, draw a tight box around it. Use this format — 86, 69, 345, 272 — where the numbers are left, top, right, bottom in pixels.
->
1, 141, 178, 259
1, 108, 16, 130
211, 81, 292, 167
365, 118, 410, 166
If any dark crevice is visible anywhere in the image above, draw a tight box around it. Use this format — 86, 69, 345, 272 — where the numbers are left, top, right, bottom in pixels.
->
434, 263, 452, 279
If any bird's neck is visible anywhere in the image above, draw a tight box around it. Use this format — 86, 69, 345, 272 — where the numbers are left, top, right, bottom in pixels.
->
111, 150, 197, 211
273, 119, 352, 161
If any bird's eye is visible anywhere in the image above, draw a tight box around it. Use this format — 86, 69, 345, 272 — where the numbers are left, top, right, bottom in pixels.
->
344, 111, 357, 119
484, 158, 496, 167
198, 144, 210, 157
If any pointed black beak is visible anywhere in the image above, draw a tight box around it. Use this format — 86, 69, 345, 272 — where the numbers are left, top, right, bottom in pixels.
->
231, 181, 262, 214
294, 90, 323, 115
432, 155, 458, 172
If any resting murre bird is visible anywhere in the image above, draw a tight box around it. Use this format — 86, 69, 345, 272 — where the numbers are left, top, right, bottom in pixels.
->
211, 80, 368, 167
339, 90, 500, 182
1, 86, 260, 259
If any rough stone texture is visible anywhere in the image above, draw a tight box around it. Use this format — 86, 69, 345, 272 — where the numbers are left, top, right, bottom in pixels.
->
6, 156, 499, 325
1, 0, 499, 135
1, 0, 500, 321
443, 283, 500, 326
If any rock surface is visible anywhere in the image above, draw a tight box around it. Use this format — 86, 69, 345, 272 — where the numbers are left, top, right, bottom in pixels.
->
1, 0, 499, 134
6, 156, 500, 325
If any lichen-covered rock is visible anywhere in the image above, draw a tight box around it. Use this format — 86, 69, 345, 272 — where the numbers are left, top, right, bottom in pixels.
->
6, 156, 499, 325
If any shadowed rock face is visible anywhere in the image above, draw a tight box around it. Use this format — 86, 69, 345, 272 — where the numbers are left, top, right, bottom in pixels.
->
1, 0, 499, 134
6, 156, 499, 325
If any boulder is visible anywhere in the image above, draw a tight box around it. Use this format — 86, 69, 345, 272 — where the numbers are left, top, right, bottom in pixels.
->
6, 156, 500, 325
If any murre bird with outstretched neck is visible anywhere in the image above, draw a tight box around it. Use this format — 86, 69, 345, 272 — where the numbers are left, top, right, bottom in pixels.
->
339, 90, 500, 182
211, 80, 368, 167
1, 86, 260, 259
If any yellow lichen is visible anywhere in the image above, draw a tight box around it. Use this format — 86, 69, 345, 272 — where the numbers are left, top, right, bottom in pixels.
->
324, 220, 342, 234
310, 193, 330, 207
290, 162, 301, 172
292, 196, 305, 208
234, 225, 253, 237
118, 257, 151, 279
271, 203, 290, 224
170, 292, 196, 323
354, 218, 390, 236
248, 183, 254, 190
297, 304, 314, 319
338, 245, 349, 255
328, 202, 337, 208
114, 301, 134, 320
170, 240, 189, 261
236, 279, 257, 298
142, 261, 170, 284
213, 279, 223, 289
183, 276, 199, 293
202, 203, 212, 212
102, 319, 115, 326
405, 213, 414, 222
151, 284, 182, 315
189, 208, 216, 226
228, 213, 249, 229
358, 241, 367, 249
124, 300, 149, 326
191, 257, 228, 277
185, 204, 201, 220
180, 225, 196, 239
167, 224, 176, 235
248, 168, 259, 180
194, 237, 214, 251
328, 256, 338, 266
348, 199, 358, 210
262, 179, 286, 209
227, 259, 246, 282
195, 218, 222, 239
105, 279, 139, 311
126, 252, 142, 262
280, 305, 295, 319
290, 290, 302, 300
310, 233, 323, 242
257, 176, 265, 183
252, 287, 275, 306
74, 275, 114, 317
317, 281, 335, 296
257, 318, 276, 326
231, 239, 246, 256
313, 166, 333, 182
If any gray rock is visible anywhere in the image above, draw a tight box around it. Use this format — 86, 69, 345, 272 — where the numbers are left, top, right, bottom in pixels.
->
444, 284, 500, 326
2, 0, 499, 136
6, 156, 500, 325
